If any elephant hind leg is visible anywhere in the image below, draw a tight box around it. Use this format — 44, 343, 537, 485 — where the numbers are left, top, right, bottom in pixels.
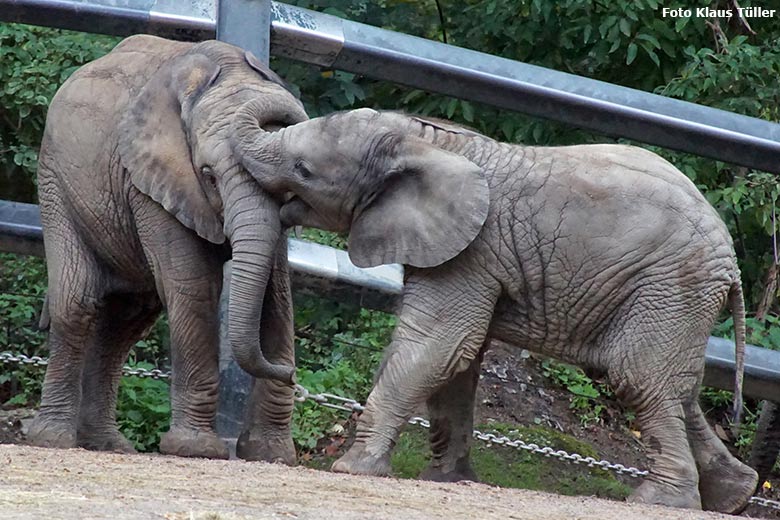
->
27, 219, 103, 450
605, 319, 706, 509
419, 350, 483, 483
77, 291, 161, 453
685, 400, 758, 513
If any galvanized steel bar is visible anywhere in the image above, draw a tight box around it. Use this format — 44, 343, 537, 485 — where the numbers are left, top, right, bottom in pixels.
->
217, 0, 270, 63
0, 0, 213, 40
1, 199, 777, 400
2, 0, 780, 172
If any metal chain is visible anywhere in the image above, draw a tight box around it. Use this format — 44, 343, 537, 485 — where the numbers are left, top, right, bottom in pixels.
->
0, 351, 170, 380
3, 351, 778, 507
0, 352, 48, 367
749, 496, 780, 511
293, 383, 365, 413
471, 429, 648, 477
120, 366, 170, 380
294, 384, 648, 477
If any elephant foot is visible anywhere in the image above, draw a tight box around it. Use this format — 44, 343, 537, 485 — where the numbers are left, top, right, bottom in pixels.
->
331, 442, 392, 476
26, 416, 77, 449
419, 457, 478, 482
236, 430, 296, 465
78, 428, 137, 454
627, 478, 701, 510
159, 427, 229, 459
698, 455, 758, 513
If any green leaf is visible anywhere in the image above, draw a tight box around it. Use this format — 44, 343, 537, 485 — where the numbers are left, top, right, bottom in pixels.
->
461, 101, 475, 122
446, 98, 457, 118
636, 33, 661, 49
626, 43, 638, 65
619, 19, 631, 37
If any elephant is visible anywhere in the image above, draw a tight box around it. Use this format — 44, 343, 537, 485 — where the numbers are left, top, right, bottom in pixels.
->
749, 400, 780, 484
230, 106, 759, 512
26, 34, 307, 462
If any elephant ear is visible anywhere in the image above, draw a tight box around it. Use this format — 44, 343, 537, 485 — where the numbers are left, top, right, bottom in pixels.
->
348, 137, 490, 268
118, 53, 225, 244
244, 50, 297, 95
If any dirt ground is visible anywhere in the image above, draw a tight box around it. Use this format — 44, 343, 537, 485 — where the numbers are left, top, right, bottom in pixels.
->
0, 443, 740, 520
0, 343, 775, 518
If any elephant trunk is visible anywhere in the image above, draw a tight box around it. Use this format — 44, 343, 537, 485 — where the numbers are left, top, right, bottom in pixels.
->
223, 169, 296, 384
230, 97, 306, 181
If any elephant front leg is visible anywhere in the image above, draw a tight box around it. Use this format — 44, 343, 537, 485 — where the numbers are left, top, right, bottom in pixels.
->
332, 270, 499, 476
156, 264, 228, 459
419, 352, 483, 482
237, 243, 296, 465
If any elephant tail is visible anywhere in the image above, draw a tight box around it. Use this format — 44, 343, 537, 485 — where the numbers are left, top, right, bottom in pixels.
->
38, 293, 50, 331
729, 278, 746, 427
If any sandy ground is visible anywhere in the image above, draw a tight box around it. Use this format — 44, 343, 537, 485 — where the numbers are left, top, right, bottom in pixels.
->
0, 444, 738, 520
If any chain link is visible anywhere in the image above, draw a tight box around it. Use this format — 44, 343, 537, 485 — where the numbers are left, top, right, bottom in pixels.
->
471, 429, 648, 477
293, 383, 365, 413
749, 496, 780, 511
0, 352, 48, 367
3, 350, 777, 508
292, 383, 647, 477
120, 366, 170, 380
1, 351, 170, 380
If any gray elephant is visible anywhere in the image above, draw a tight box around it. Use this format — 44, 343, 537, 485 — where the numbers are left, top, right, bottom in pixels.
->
27, 35, 305, 462
749, 400, 780, 483
230, 106, 758, 512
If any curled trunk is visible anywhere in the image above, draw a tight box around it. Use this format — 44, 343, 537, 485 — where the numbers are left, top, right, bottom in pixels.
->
231, 97, 307, 180
223, 170, 295, 384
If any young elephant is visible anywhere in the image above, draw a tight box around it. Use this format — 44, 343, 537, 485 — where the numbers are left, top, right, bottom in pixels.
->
231, 106, 758, 512
28, 35, 307, 462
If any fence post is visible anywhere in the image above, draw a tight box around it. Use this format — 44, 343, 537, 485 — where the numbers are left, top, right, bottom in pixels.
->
214, 0, 272, 452
216, 0, 271, 62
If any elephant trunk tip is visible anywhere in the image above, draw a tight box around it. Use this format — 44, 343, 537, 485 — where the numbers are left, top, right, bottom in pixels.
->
257, 361, 297, 386
229, 333, 297, 385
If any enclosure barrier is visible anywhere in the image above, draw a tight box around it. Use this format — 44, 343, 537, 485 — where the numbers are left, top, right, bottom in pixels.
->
1, 199, 777, 403
2, 0, 780, 173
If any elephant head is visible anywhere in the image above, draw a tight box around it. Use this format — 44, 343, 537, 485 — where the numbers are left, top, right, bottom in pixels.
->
118, 41, 307, 383
230, 107, 490, 269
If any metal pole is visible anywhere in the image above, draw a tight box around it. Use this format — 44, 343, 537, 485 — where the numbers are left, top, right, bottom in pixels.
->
216, 0, 270, 62
213, 0, 273, 450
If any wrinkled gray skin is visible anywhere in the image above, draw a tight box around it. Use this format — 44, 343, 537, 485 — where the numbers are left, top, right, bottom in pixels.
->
27, 35, 307, 462
232, 107, 759, 512
749, 400, 780, 483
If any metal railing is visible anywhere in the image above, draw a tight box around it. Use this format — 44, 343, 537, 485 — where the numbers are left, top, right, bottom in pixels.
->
2, 199, 779, 403
1, 0, 780, 173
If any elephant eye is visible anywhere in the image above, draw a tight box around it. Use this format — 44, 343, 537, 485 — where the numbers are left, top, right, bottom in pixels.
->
295, 160, 312, 178
201, 166, 217, 188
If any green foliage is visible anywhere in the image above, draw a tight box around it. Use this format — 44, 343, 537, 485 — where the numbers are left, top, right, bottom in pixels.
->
0, 253, 47, 405
714, 315, 780, 352
292, 294, 396, 451
296, 228, 348, 250
541, 358, 611, 426
0, 24, 118, 198
116, 365, 171, 452
390, 423, 631, 499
